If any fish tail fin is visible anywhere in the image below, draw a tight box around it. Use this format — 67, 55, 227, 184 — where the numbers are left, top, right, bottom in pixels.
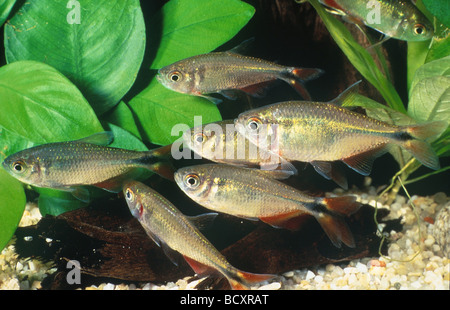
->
228, 269, 275, 290
281, 67, 324, 100
137, 146, 176, 180
406, 121, 447, 141
315, 196, 362, 248
401, 121, 448, 170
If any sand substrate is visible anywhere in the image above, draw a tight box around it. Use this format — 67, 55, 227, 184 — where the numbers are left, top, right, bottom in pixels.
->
1, 181, 449, 290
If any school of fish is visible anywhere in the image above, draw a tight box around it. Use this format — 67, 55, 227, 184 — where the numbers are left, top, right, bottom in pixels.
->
2, 0, 446, 290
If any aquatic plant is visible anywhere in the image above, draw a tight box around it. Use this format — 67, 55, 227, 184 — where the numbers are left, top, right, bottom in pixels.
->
308, 0, 449, 201
0, 0, 254, 250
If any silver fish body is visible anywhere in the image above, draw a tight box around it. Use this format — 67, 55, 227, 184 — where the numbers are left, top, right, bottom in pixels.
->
123, 180, 274, 289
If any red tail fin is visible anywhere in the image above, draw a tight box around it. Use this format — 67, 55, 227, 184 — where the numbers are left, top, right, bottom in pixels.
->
316, 196, 362, 248
229, 270, 275, 290
280, 68, 324, 100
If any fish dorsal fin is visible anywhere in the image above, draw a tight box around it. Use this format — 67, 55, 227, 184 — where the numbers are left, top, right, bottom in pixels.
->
226, 37, 255, 55
342, 145, 389, 176
74, 131, 114, 146
330, 81, 361, 106
187, 212, 218, 231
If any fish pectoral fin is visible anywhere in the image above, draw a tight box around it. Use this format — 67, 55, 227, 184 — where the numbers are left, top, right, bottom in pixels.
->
67, 186, 91, 203
259, 211, 305, 231
341, 145, 389, 176
311, 161, 348, 189
73, 131, 114, 146
187, 212, 219, 231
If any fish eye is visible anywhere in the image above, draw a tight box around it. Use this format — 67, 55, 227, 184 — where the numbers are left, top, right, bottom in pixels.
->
194, 132, 207, 144
184, 174, 200, 188
12, 161, 26, 173
247, 117, 262, 131
169, 71, 181, 82
414, 24, 426, 35
125, 188, 134, 201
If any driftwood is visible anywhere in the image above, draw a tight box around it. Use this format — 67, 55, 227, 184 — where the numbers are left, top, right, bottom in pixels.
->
14, 186, 401, 290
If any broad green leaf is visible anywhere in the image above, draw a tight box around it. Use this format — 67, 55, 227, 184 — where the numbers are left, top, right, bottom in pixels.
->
408, 76, 450, 124
36, 188, 87, 217
0, 0, 16, 27
0, 61, 103, 157
407, 40, 430, 92
308, 0, 405, 113
409, 55, 450, 93
128, 79, 222, 146
4, 0, 146, 115
425, 30, 450, 63
0, 167, 26, 251
422, 0, 450, 28
103, 101, 143, 141
149, 0, 255, 69
104, 122, 149, 151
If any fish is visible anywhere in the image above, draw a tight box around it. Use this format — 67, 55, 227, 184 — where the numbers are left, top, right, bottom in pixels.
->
318, 0, 434, 41
175, 164, 362, 248
156, 49, 323, 104
123, 180, 275, 290
2, 132, 174, 201
234, 82, 448, 180
182, 119, 297, 176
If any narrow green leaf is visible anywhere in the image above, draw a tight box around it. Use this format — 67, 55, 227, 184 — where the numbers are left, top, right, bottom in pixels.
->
0, 167, 26, 251
128, 79, 222, 146
149, 0, 255, 69
4, 0, 146, 115
0, 61, 103, 157
309, 0, 405, 113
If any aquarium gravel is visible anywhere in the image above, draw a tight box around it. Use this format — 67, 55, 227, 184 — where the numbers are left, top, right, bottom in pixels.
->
1, 180, 449, 290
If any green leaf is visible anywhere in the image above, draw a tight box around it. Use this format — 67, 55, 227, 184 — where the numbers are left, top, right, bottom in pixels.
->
0, 167, 26, 251
36, 188, 87, 217
0, 0, 16, 27
102, 101, 143, 141
149, 0, 255, 69
422, 0, 450, 28
128, 79, 222, 146
0, 61, 103, 156
4, 0, 146, 115
104, 122, 149, 151
408, 56, 450, 124
308, 0, 405, 113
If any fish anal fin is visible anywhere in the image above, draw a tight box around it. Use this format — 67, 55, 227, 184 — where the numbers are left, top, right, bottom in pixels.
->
311, 161, 348, 189
182, 256, 216, 276
239, 80, 276, 98
93, 168, 147, 193
259, 210, 305, 231
341, 145, 389, 176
